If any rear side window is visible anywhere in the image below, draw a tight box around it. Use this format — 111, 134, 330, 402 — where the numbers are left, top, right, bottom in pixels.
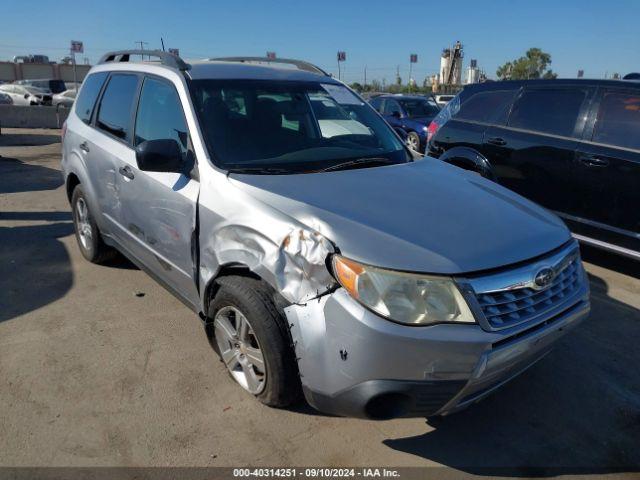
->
74, 72, 108, 124
592, 91, 640, 151
96, 74, 139, 141
134, 77, 189, 154
508, 88, 586, 137
456, 90, 516, 124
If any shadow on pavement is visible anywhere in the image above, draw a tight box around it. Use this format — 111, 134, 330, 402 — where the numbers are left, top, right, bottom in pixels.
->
0, 211, 138, 323
383, 272, 640, 476
0, 156, 64, 194
0, 132, 60, 147
0, 214, 74, 323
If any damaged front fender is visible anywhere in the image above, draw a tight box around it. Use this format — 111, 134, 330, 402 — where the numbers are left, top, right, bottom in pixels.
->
198, 174, 337, 309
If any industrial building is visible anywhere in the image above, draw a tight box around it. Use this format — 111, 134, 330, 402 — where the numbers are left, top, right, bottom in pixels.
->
439, 41, 463, 86
0, 59, 91, 84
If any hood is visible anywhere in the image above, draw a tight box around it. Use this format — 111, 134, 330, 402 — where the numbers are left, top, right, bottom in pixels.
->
228, 159, 571, 274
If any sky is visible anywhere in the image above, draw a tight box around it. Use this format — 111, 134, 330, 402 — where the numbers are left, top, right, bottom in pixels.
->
1, 0, 639, 83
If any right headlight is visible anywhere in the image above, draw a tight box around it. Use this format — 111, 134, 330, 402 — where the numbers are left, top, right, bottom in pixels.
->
332, 255, 476, 326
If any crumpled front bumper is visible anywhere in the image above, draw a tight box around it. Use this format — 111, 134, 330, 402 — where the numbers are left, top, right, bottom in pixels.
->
285, 285, 589, 420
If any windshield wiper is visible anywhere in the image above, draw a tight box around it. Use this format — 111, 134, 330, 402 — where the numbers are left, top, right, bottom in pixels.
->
227, 166, 292, 175
316, 157, 400, 173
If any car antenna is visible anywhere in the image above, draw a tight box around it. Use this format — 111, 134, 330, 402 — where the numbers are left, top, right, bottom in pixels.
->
160, 37, 166, 52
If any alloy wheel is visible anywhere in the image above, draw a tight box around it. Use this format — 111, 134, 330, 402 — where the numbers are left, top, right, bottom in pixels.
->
407, 134, 419, 151
75, 198, 93, 250
214, 306, 266, 394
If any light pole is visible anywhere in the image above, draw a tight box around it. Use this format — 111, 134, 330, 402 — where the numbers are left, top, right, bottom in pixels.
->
337, 51, 346, 81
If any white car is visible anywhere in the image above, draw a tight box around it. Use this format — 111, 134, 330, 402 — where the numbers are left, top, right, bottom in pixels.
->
52, 89, 77, 108
0, 92, 12, 105
434, 94, 455, 107
0, 84, 52, 106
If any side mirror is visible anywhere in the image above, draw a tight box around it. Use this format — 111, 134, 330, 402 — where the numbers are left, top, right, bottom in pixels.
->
24, 93, 29, 99
391, 110, 401, 118
135, 139, 183, 173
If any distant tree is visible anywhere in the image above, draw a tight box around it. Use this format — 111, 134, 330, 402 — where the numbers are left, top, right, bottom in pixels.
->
349, 82, 363, 92
497, 48, 557, 80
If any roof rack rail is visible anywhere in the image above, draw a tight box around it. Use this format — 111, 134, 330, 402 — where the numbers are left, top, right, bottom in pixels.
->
208, 56, 329, 76
98, 49, 190, 71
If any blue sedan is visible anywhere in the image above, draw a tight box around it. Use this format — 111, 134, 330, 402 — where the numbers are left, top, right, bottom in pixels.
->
369, 95, 440, 153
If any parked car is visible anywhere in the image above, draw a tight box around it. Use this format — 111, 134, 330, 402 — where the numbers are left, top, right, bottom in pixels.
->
0, 92, 12, 104
61, 51, 589, 420
427, 78, 640, 260
434, 94, 455, 107
15, 78, 66, 94
369, 94, 440, 152
53, 89, 77, 108
0, 84, 52, 105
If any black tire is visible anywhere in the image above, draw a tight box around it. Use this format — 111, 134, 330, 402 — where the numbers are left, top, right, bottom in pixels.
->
207, 276, 300, 407
407, 131, 422, 152
71, 185, 115, 263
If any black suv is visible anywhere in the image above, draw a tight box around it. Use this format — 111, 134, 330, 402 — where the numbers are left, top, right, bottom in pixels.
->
427, 79, 640, 259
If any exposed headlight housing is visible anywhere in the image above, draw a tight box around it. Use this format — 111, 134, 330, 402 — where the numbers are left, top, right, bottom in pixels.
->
332, 255, 475, 326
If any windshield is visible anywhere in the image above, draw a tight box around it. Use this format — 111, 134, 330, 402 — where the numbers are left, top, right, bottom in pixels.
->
189, 79, 409, 173
398, 98, 440, 118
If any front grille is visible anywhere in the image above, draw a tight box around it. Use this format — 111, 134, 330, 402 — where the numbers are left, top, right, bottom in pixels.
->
476, 255, 582, 329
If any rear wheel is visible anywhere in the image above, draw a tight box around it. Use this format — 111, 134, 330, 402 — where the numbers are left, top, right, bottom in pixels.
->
71, 185, 115, 263
208, 276, 300, 407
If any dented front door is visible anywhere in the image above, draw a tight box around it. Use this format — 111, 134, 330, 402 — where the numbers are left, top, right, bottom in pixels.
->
116, 75, 200, 308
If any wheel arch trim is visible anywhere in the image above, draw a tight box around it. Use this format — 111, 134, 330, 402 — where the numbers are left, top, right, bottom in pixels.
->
439, 147, 495, 180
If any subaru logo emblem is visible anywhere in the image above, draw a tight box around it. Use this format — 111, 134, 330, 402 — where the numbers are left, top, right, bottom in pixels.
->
533, 267, 555, 289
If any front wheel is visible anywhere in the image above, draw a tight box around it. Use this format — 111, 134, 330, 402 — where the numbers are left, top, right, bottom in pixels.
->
208, 276, 300, 407
406, 131, 421, 152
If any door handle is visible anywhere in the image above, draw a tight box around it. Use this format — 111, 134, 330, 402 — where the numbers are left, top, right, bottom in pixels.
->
79, 142, 90, 153
579, 155, 609, 167
118, 165, 135, 180
486, 137, 507, 146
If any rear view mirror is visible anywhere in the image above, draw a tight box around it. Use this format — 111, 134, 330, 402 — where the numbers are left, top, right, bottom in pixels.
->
135, 139, 183, 173
391, 111, 401, 118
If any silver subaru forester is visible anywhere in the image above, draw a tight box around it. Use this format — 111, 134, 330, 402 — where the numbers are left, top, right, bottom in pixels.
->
61, 50, 590, 419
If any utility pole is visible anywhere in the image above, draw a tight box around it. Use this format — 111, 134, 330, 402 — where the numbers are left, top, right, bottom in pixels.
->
135, 41, 149, 60
364, 66, 367, 89
71, 51, 77, 89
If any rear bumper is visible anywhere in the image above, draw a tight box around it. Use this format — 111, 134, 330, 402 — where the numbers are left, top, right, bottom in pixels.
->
286, 285, 589, 420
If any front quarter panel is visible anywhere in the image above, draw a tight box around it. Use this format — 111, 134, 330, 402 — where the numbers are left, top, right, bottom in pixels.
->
197, 172, 337, 310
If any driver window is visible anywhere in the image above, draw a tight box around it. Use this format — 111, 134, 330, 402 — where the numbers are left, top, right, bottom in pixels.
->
134, 77, 189, 155
383, 99, 401, 116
